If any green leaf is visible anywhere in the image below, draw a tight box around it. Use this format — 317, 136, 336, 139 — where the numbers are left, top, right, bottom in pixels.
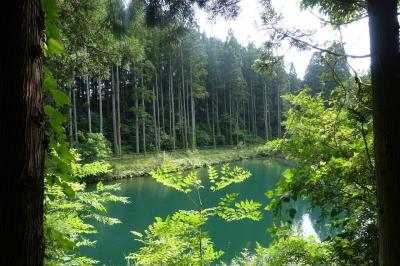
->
50, 88, 70, 106
47, 38, 64, 56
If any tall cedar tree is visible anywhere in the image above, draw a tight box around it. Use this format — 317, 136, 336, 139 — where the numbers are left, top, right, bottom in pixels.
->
368, 1, 400, 264
0, 0, 45, 264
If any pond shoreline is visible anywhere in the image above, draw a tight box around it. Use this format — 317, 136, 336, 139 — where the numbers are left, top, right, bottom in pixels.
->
88, 146, 273, 183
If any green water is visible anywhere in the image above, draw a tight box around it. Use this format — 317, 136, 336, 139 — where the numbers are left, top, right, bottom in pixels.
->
80, 159, 321, 265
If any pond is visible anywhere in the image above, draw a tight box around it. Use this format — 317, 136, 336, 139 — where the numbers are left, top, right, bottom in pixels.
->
80, 159, 322, 265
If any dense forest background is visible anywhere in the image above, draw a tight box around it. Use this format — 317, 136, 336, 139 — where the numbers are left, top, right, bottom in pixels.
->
50, 0, 351, 154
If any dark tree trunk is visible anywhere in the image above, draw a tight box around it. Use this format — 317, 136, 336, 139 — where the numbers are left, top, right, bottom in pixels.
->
0, 0, 45, 264
367, 1, 400, 264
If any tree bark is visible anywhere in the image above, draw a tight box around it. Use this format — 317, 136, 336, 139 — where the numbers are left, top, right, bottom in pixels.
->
72, 88, 78, 142
86, 76, 92, 133
133, 64, 140, 154
171, 63, 176, 151
152, 83, 159, 151
98, 78, 103, 134
190, 66, 196, 150
229, 92, 233, 145
111, 65, 119, 155
367, 1, 400, 264
141, 67, 146, 155
277, 86, 281, 138
0, 0, 45, 263
116, 65, 121, 155
68, 84, 73, 143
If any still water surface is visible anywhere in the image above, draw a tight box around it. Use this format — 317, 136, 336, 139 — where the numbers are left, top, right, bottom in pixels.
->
80, 159, 320, 265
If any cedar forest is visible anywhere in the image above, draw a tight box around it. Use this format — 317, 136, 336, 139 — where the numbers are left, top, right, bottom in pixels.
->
1, 0, 400, 265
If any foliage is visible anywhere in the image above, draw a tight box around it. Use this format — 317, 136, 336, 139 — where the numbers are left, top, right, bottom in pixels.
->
208, 164, 251, 191
221, 233, 334, 266
76, 132, 112, 163
263, 85, 376, 264
44, 181, 129, 265
43, 1, 129, 265
257, 236, 334, 266
128, 162, 262, 265
126, 210, 223, 266
215, 193, 262, 221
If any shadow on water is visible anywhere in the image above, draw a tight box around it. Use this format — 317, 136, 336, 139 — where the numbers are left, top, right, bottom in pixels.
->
79, 158, 323, 265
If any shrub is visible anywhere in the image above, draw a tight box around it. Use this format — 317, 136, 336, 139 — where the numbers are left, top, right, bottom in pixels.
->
76, 132, 112, 163
196, 129, 212, 146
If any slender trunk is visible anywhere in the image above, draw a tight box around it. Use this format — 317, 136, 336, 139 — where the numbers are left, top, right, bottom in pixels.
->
68, 84, 73, 143
242, 100, 245, 134
178, 85, 183, 147
249, 80, 253, 135
229, 92, 233, 145
216, 93, 220, 136
236, 101, 239, 145
86, 76, 92, 133
367, 1, 400, 264
132, 64, 139, 154
141, 66, 146, 155
206, 98, 210, 131
264, 79, 269, 141
73, 88, 78, 142
247, 100, 251, 133
212, 95, 216, 148
1, 0, 45, 263
190, 61, 196, 150
171, 75, 176, 151
98, 78, 103, 134
180, 47, 187, 149
116, 65, 121, 155
161, 71, 165, 132
111, 65, 119, 155
253, 83, 257, 137
277, 86, 281, 138
152, 85, 158, 152
156, 71, 161, 149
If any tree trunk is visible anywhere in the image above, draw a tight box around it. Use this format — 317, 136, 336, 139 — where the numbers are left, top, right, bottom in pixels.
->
229, 92, 233, 145
367, 1, 400, 264
86, 76, 92, 133
73, 88, 78, 142
171, 66, 176, 151
216, 93, 220, 136
236, 101, 239, 145
264, 79, 269, 141
133, 65, 140, 154
190, 62, 196, 150
161, 70, 165, 132
178, 85, 183, 147
180, 47, 188, 150
98, 78, 103, 134
68, 84, 73, 143
141, 67, 146, 155
212, 95, 216, 148
156, 71, 161, 149
152, 85, 158, 152
111, 65, 119, 155
1, 0, 45, 263
116, 65, 121, 155
277, 86, 281, 138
